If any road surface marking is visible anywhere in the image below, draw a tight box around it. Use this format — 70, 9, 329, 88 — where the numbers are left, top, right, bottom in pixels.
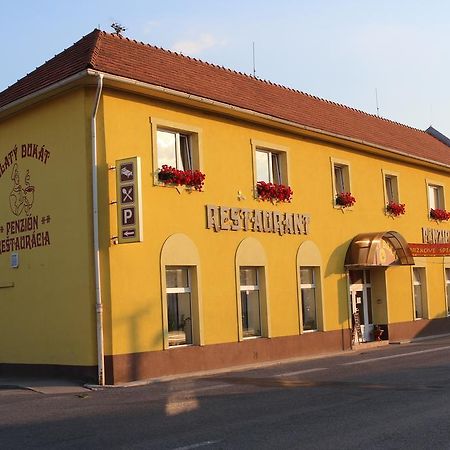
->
274, 367, 328, 377
188, 384, 231, 394
342, 345, 450, 366
173, 440, 222, 450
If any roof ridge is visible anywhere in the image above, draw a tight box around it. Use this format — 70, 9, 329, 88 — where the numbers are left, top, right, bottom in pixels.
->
97, 30, 427, 136
87, 28, 103, 68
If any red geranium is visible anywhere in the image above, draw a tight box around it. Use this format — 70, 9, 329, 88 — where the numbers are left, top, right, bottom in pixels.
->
158, 165, 206, 191
386, 201, 406, 216
256, 181, 293, 203
336, 192, 356, 208
430, 208, 450, 221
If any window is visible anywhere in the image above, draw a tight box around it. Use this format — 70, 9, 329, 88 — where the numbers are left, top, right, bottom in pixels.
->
157, 129, 192, 171
300, 267, 318, 331
412, 268, 427, 319
151, 118, 202, 185
331, 158, 352, 206
297, 241, 324, 333
446, 268, 450, 316
428, 183, 445, 211
239, 267, 262, 338
251, 140, 289, 190
166, 267, 193, 346
384, 173, 399, 203
255, 149, 281, 184
334, 164, 347, 195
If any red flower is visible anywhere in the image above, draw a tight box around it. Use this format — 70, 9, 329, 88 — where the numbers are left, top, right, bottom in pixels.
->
386, 201, 406, 216
336, 192, 356, 208
430, 208, 450, 221
158, 165, 206, 191
256, 181, 293, 203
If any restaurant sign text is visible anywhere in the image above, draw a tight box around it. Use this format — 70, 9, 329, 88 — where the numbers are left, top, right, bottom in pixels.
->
206, 205, 310, 235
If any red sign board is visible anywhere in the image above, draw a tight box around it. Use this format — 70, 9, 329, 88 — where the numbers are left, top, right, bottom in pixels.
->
409, 243, 450, 257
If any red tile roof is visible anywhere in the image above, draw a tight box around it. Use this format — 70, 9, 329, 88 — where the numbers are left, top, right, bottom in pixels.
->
1, 29, 449, 166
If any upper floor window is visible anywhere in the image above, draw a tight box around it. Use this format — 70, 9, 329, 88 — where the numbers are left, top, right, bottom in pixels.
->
151, 118, 203, 187
428, 183, 444, 211
385, 174, 399, 203
157, 129, 192, 171
255, 149, 282, 184
334, 164, 347, 194
331, 158, 354, 207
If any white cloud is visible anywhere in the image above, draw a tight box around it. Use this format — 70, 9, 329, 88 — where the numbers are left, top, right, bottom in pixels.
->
141, 20, 160, 35
172, 33, 225, 55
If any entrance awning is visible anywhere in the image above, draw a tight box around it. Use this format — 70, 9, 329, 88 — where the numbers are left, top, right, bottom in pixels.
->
345, 231, 415, 268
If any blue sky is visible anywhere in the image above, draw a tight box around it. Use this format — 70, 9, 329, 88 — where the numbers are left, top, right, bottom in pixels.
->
2, 0, 450, 136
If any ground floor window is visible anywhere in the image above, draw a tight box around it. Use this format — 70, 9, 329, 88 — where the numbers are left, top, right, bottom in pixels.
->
446, 268, 450, 316
413, 268, 426, 319
300, 267, 318, 331
239, 267, 261, 338
166, 266, 193, 346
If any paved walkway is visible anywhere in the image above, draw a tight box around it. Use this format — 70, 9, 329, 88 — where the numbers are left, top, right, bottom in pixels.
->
0, 377, 91, 394
2, 333, 448, 394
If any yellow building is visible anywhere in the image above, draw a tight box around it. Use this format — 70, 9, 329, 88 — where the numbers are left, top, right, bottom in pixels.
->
0, 30, 449, 384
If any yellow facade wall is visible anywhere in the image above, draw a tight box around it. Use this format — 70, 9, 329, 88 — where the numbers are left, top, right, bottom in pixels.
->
0, 89, 97, 365
1, 82, 449, 367
100, 88, 450, 357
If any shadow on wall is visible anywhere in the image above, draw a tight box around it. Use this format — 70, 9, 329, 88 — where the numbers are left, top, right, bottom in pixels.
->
388, 316, 450, 342
325, 240, 352, 329
104, 304, 155, 384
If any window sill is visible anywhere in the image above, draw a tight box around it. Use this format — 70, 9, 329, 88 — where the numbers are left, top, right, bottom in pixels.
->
168, 343, 194, 349
302, 328, 319, 333
333, 205, 354, 212
242, 335, 263, 340
154, 182, 204, 193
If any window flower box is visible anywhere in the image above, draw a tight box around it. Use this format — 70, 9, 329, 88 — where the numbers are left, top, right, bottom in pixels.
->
256, 181, 293, 203
158, 165, 205, 191
335, 192, 356, 208
430, 208, 450, 221
386, 201, 406, 217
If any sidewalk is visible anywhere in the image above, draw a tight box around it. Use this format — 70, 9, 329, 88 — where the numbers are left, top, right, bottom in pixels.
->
3, 333, 449, 393
0, 377, 91, 394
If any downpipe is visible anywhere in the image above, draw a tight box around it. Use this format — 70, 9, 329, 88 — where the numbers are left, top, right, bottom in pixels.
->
92, 74, 105, 385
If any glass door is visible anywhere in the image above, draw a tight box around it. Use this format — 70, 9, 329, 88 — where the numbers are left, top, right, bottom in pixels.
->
349, 270, 373, 342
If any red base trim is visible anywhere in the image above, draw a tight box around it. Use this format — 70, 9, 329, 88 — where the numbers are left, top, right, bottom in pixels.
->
388, 317, 450, 342
105, 329, 352, 384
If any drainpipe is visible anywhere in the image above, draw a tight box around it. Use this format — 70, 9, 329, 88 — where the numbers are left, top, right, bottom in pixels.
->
91, 74, 105, 385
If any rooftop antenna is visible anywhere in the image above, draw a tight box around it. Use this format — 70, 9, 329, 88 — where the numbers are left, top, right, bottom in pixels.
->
111, 22, 126, 37
252, 42, 256, 77
375, 88, 380, 117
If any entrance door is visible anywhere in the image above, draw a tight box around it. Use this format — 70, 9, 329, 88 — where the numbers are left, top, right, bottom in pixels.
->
349, 270, 373, 342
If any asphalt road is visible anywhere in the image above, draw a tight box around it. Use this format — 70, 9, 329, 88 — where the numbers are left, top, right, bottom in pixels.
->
1, 336, 450, 449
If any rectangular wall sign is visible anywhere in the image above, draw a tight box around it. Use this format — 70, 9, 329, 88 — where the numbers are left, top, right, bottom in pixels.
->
116, 157, 143, 244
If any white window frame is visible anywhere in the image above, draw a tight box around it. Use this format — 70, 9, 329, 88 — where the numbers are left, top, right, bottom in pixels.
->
239, 267, 262, 339
382, 170, 400, 205
330, 158, 352, 208
255, 149, 282, 184
445, 267, 450, 317
165, 266, 194, 347
412, 267, 428, 320
426, 180, 446, 215
251, 139, 289, 194
299, 267, 318, 332
151, 117, 202, 186
156, 129, 192, 171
